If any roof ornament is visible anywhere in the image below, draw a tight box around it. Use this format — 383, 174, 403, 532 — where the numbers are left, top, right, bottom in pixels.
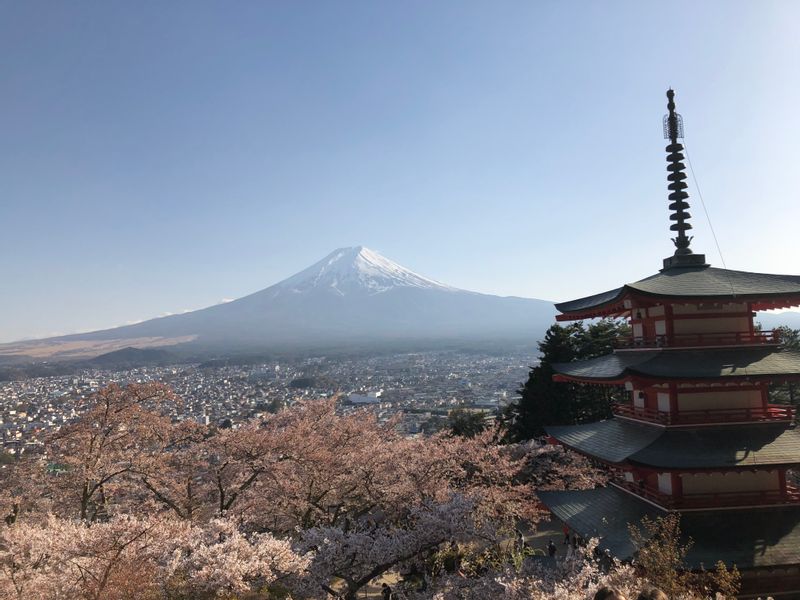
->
661, 89, 707, 270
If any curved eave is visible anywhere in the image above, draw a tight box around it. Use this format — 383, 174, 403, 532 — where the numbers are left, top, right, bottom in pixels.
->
547, 419, 800, 469
624, 290, 800, 310
629, 425, 800, 469
555, 266, 800, 321
553, 371, 800, 386
553, 373, 627, 385
552, 348, 800, 384
556, 289, 800, 322
555, 287, 627, 321
546, 420, 661, 465
549, 439, 625, 466
626, 461, 800, 472
753, 295, 800, 311
539, 486, 800, 569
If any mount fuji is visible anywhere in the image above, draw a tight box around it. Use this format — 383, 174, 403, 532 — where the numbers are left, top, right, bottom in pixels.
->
2, 247, 557, 360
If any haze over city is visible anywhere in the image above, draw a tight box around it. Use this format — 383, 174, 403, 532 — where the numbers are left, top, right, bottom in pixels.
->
3, 1, 800, 343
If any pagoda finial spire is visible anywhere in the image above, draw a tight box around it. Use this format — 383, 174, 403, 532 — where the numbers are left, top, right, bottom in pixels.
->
661, 89, 707, 270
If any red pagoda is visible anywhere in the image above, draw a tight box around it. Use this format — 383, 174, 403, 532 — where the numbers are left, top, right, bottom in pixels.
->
538, 90, 800, 597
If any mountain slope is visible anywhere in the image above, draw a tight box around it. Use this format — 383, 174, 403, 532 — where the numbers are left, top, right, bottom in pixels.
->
2, 247, 557, 359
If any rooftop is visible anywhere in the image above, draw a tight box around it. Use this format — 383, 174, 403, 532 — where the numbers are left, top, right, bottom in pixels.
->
551, 347, 800, 383
539, 485, 800, 569
555, 265, 800, 318
546, 419, 800, 468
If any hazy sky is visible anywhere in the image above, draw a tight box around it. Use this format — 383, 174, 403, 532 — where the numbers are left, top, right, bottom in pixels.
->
3, 1, 800, 342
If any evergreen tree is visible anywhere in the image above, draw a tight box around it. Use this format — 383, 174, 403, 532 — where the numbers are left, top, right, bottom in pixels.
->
447, 408, 488, 438
503, 319, 629, 441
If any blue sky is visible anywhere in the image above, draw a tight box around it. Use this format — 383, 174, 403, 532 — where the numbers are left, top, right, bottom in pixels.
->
2, 1, 800, 342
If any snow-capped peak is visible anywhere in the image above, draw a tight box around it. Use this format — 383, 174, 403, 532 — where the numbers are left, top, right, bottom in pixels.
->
274, 246, 456, 296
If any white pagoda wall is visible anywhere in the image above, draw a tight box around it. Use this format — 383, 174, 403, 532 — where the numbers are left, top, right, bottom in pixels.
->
676, 389, 762, 411
672, 317, 751, 335
670, 302, 751, 336
680, 470, 779, 494
657, 392, 670, 412
671, 302, 748, 315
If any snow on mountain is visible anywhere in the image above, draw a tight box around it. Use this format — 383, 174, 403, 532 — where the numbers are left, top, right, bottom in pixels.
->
273, 246, 455, 296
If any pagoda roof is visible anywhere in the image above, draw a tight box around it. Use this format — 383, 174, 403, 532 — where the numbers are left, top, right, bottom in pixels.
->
538, 485, 800, 569
546, 419, 800, 468
547, 419, 661, 463
555, 265, 800, 318
552, 347, 800, 383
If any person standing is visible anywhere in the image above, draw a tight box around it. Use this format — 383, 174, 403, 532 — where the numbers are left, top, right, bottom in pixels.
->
547, 539, 557, 557
381, 583, 393, 600
516, 529, 526, 551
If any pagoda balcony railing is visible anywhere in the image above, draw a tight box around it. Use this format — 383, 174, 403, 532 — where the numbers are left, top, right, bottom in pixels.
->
613, 480, 800, 510
613, 403, 795, 426
614, 330, 779, 349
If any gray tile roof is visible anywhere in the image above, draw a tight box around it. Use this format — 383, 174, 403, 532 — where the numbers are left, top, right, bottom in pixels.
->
631, 425, 800, 468
546, 419, 800, 468
538, 487, 652, 560
546, 419, 662, 464
554, 287, 625, 314
539, 486, 800, 568
555, 266, 800, 314
552, 347, 800, 381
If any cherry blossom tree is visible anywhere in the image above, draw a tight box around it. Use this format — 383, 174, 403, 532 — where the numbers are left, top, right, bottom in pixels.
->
0, 385, 616, 598
236, 400, 553, 536
0, 514, 58, 600
0, 515, 166, 600
297, 495, 480, 600
134, 419, 211, 521
160, 517, 310, 598
45, 383, 177, 521
423, 538, 641, 600
0, 515, 309, 600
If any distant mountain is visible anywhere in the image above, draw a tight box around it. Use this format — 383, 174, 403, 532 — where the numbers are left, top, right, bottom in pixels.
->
2, 247, 556, 360
82, 347, 178, 369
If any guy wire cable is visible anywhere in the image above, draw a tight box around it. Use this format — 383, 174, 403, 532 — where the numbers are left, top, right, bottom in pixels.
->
682, 140, 737, 297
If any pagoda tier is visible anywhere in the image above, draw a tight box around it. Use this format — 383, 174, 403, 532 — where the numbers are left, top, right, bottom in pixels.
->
539, 486, 800, 597
546, 420, 800, 469
553, 347, 800, 427
553, 346, 800, 384
556, 266, 800, 327
547, 420, 800, 511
